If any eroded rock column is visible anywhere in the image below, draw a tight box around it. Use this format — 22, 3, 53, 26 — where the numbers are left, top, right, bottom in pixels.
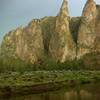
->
77, 0, 97, 58
49, 0, 76, 62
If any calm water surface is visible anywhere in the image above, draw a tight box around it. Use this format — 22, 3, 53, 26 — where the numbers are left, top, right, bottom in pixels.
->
1, 83, 100, 100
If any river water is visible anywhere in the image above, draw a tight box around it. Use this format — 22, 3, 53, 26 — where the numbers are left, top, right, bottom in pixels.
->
1, 82, 100, 100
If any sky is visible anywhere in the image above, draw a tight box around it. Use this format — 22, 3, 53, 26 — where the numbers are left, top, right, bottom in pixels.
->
0, 0, 100, 42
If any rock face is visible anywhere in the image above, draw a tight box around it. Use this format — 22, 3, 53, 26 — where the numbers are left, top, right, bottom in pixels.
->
0, 0, 100, 64
18, 20, 44, 63
49, 0, 76, 62
94, 5, 100, 52
1, 21, 44, 64
77, 0, 97, 58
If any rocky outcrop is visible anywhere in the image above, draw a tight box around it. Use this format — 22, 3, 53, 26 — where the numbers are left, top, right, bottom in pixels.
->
1, 30, 17, 58
17, 20, 44, 63
40, 17, 56, 54
94, 5, 100, 52
0, 17, 56, 64
77, 0, 97, 58
49, 0, 76, 62
0, 0, 100, 64
1, 21, 44, 64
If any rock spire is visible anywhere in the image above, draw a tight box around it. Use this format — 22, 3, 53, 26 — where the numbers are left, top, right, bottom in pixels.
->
49, 0, 76, 62
77, 0, 97, 58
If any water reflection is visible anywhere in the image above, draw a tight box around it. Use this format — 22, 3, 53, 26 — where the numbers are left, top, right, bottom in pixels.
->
1, 83, 100, 100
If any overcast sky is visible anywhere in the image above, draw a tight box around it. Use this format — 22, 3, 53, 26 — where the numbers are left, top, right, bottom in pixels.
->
0, 0, 100, 42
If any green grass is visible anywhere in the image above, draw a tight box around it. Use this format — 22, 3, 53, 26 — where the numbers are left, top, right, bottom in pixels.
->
0, 71, 100, 96
0, 71, 100, 87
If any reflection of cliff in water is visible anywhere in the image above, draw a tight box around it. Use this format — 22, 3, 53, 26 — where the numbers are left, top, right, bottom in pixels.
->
1, 83, 100, 100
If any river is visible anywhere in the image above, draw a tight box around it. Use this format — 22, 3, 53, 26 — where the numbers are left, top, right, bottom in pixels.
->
1, 82, 100, 100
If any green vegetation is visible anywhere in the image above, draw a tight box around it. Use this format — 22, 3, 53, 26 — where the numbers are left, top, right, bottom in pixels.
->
0, 57, 33, 73
0, 52, 100, 96
0, 71, 100, 96
0, 57, 87, 73
0, 52, 100, 73
0, 71, 100, 87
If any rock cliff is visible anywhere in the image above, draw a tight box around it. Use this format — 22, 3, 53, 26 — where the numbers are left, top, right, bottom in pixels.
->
49, 0, 76, 62
0, 0, 100, 64
77, 0, 97, 58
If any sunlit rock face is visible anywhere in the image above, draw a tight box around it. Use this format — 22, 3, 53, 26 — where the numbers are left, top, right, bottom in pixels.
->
49, 0, 76, 62
18, 20, 44, 63
0, 30, 18, 58
77, 0, 97, 58
1, 20, 44, 64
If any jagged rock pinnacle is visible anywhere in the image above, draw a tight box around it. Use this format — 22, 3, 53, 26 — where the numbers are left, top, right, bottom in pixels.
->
77, 0, 97, 58
59, 0, 68, 16
56, 0, 69, 34
49, 0, 76, 62
82, 0, 96, 21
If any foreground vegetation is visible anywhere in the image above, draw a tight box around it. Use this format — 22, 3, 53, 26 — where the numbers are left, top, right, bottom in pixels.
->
0, 71, 100, 96
0, 52, 100, 73
0, 52, 99, 96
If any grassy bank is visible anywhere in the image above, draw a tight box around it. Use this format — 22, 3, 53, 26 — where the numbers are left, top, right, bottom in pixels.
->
0, 71, 100, 97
